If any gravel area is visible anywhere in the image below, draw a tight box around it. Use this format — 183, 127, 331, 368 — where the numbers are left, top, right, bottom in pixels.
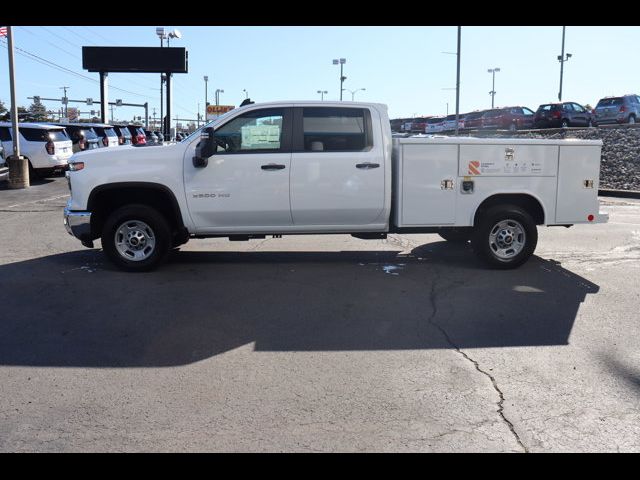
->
471, 126, 640, 191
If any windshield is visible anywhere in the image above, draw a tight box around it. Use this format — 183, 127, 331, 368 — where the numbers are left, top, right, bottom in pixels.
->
597, 98, 623, 107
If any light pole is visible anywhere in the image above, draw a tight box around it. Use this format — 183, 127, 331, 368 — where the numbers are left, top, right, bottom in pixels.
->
156, 27, 167, 136
487, 68, 500, 109
204, 75, 209, 121
343, 88, 366, 101
243, 89, 248, 99
317, 90, 328, 100
215, 89, 224, 106
557, 26, 572, 102
332, 58, 346, 101
441, 27, 462, 136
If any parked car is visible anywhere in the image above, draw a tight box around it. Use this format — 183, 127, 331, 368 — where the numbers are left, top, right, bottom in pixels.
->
0, 122, 73, 177
144, 129, 159, 145
425, 116, 445, 134
481, 106, 535, 131
462, 110, 487, 130
593, 94, 640, 125
112, 125, 133, 145
90, 124, 120, 148
126, 125, 147, 146
533, 102, 593, 128
0, 142, 8, 183
153, 131, 164, 143
56, 124, 102, 153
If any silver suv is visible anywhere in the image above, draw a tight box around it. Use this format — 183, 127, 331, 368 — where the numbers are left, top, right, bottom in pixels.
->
594, 94, 640, 125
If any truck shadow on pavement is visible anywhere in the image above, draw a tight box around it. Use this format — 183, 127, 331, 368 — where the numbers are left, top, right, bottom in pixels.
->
0, 241, 599, 367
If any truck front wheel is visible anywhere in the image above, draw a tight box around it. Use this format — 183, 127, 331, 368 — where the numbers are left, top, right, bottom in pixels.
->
101, 204, 172, 272
471, 205, 537, 269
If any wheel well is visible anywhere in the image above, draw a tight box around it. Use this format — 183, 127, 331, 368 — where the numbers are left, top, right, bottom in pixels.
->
474, 194, 545, 226
87, 184, 185, 239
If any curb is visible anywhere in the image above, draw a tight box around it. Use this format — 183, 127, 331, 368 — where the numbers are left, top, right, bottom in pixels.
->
598, 189, 640, 199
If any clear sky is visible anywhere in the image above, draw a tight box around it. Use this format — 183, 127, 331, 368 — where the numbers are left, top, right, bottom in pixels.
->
0, 26, 637, 123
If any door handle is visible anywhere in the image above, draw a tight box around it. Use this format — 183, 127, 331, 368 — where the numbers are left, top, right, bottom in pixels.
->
261, 163, 286, 171
356, 162, 380, 169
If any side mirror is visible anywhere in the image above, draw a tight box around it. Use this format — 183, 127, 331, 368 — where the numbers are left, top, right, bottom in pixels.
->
192, 127, 216, 168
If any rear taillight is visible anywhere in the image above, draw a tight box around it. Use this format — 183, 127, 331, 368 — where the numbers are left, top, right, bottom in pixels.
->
118, 136, 124, 145
79, 138, 86, 150
553, 111, 561, 119
619, 105, 626, 113
46, 140, 55, 155
103, 136, 109, 147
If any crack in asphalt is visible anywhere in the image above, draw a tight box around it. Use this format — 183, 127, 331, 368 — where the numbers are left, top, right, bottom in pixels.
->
426, 269, 529, 453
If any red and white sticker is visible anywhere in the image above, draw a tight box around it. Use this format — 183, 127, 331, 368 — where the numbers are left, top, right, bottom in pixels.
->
468, 161, 481, 175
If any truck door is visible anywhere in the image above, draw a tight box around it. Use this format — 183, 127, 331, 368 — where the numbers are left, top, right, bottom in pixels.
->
289, 106, 385, 225
183, 107, 293, 229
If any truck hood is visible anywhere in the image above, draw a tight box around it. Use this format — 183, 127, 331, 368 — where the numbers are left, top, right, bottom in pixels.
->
69, 142, 186, 166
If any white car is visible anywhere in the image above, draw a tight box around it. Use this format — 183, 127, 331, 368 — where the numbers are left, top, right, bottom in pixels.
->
91, 124, 120, 148
0, 122, 73, 177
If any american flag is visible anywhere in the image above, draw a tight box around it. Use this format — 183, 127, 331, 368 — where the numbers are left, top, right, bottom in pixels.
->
0, 26, 7, 37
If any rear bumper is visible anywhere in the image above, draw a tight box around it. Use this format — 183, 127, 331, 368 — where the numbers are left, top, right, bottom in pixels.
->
63, 200, 92, 241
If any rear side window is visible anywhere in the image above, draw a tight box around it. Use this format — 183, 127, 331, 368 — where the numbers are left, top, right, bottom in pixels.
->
538, 104, 559, 112
20, 128, 69, 142
597, 98, 623, 107
302, 107, 371, 152
0, 127, 11, 141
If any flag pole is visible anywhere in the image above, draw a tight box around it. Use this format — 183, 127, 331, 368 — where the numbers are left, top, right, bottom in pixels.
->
6, 26, 29, 189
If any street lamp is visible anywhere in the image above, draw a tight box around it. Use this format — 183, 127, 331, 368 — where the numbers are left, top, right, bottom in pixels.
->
215, 89, 224, 106
204, 75, 209, 120
343, 87, 366, 101
243, 89, 248, 99
332, 58, 346, 101
317, 90, 328, 100
557, 26, 572, 102
487, 67, 500, 108
167, 29, 181, 46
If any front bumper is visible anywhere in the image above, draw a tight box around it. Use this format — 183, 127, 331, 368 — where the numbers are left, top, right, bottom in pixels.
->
0, 166, 8, 182
63, 199, 92, 242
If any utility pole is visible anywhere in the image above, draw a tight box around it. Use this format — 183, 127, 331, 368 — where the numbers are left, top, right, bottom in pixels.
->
333, 58, 346, 101
6, 26, 29, 189
60, 86, 70, 119
455, 26, 461, 136
557, 26, 572, 102
488, 68, 500, 108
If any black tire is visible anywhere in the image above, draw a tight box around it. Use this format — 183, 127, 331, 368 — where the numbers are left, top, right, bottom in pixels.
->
28, 160, 41, 180
101, 204, 172, 272
438, 228, 472, 243
471, 204, 538, 269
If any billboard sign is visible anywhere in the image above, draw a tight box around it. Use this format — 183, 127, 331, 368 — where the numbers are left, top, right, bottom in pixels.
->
206, 104, 234, 120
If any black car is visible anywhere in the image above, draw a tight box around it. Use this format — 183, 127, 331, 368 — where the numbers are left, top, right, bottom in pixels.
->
533, 102, 593, 128
56, 123, 102, 153
112, 125, 133, 145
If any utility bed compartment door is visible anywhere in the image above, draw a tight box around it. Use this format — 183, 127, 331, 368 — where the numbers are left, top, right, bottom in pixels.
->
400, 144, 458, 225
555, 145, 601, 223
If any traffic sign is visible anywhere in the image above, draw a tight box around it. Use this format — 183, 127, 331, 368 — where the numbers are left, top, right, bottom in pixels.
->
87, 98, 93, 105
116, 99, 123, 107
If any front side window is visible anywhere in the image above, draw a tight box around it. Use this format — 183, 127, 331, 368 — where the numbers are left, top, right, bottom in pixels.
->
215, 108, 284, 153
572, 103, 585, 113
302, 107, 370, 152
0, 127, 11, 141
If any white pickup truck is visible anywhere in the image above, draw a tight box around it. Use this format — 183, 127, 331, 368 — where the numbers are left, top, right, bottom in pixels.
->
63, 101, 608, 271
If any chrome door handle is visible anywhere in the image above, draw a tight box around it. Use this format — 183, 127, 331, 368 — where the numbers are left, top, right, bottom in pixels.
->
356, 162, 380, 169
261, 163, 286, 171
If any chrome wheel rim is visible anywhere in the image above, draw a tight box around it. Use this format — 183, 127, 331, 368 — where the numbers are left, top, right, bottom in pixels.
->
114, 220, 156, 262
489, 219, 526, 260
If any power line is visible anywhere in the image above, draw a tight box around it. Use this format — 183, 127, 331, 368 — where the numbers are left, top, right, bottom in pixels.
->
0, 37, 156, 100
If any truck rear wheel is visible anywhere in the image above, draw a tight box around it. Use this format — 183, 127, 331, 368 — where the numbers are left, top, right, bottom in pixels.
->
101, 204, 172, 272
471, 205, 537, 269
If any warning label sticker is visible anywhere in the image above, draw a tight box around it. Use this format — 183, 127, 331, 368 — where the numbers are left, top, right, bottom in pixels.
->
468, 161, 480, 175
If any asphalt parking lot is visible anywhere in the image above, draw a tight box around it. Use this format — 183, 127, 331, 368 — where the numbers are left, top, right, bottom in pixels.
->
0, 176, 638, 452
